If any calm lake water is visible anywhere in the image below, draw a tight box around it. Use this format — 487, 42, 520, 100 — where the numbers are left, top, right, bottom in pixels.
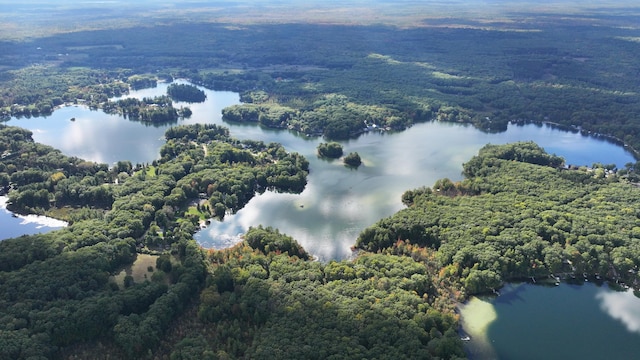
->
0, 196, 67, 239
460, 282, 640, 359
3, 81, 637, 258
2, 81, 640, 358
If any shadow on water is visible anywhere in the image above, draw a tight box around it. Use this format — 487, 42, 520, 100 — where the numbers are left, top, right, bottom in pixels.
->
490, 283, 528, 305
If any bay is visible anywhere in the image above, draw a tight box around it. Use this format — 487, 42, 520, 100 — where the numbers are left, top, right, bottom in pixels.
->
0, 196, 67, 240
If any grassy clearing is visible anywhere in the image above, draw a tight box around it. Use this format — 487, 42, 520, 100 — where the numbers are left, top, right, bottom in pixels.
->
186, 202, 211, 221
111, 253, 159, 287
133, 165, 157, 178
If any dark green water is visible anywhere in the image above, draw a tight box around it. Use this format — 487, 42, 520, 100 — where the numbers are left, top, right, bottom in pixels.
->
461, 282, 640, 360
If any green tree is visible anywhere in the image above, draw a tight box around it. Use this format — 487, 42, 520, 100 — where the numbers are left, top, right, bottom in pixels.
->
343, 152, 362, 167
317, 142, 343, 158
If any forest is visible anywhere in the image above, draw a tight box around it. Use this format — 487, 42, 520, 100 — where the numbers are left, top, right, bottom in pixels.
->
1, 6, 640, 151
4, 125, 640, 358
2, 1, 640, 359
0, 123, 465, 359
357, 142, 640, 295
167, 84, 207, 103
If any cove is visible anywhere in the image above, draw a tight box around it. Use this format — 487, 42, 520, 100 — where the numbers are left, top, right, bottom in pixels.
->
460, 282, 640, 359
0, 196, 67, 240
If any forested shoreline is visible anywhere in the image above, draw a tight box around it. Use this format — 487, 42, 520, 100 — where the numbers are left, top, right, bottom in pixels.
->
0, 123, 467, 359
2, 11, 640, 155
2, 2, 640, 359
3, 120, 640, 358
357, 142, 640, 295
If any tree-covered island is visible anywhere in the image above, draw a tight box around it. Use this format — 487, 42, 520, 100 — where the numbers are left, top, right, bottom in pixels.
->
103, 95, 192, 124
343, 152, 362, 168
316, 141, 343, 158
167, 83, 207, 103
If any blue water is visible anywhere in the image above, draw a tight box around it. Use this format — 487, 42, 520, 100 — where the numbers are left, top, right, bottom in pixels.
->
0, 197, 66, 240
463, 282, 640, 360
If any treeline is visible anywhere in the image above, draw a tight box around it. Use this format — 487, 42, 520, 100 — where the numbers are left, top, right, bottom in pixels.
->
128, 75, 158, 90
0, 67, 134, 119
221, 103, 299, 131
221, 93, 399, 140
164, 226, 465, 359
357, 142, 640, 295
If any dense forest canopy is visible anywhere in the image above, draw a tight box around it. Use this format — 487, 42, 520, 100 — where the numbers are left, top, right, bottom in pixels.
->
358, 142, 640, 295
5, 128, 640, 358
1, 2, 640, 154
0, 123, 465, 359
2, 1, 640, 359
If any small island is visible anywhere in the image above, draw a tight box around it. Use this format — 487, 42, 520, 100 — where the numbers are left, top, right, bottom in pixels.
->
343, 152, 362, 168
167, 83, 207, 103
103, 95, 192, 124
316, 141, 343, 158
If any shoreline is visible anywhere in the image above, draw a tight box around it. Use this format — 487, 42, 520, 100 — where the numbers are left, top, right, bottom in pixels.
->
0, 196, 68, 232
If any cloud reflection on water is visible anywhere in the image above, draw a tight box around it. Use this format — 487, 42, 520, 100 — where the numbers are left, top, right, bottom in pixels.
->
596, 288, 640, 334
1, 196, 67, 239
6, 82, 638, 261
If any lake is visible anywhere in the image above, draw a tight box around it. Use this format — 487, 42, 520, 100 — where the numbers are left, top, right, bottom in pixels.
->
3, 81, 637, 260
460, 282, 640, 359
3, 84, 240, 165
2, 81, 640, 358
0, 196, 67, 239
